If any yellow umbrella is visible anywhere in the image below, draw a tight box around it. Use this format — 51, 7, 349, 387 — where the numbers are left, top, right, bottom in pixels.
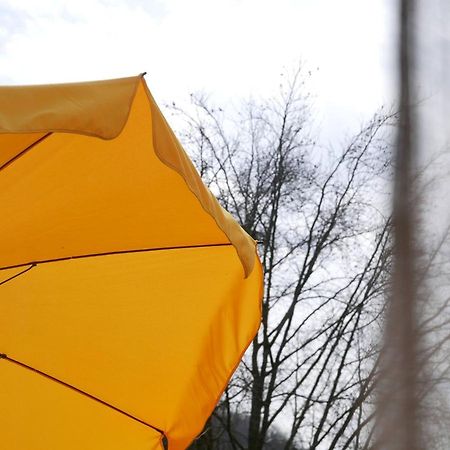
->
0, 74, 262, 450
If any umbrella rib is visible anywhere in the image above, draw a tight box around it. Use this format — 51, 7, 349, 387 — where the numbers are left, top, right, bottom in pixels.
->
0, 132, 52, 172
0, 264, 36, 286
0, 353, 167, 440
0, 242, 234, 271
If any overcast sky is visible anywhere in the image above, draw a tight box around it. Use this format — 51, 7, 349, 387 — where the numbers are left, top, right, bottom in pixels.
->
0, 0, 396, 143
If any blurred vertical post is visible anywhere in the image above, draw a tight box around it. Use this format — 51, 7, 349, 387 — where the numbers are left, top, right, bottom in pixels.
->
377, 0, 421, 449
394, 0, 420, 445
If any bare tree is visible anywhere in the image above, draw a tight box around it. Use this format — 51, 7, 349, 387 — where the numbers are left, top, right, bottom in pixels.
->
172, 67, 395, 450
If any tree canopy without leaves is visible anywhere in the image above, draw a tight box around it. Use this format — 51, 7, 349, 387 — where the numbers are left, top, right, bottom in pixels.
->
171, 67, 396, 450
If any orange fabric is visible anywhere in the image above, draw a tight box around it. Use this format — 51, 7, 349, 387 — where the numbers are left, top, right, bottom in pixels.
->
0, 75, 141, 139
0, 77, 255, 276
0, 83, 228, 270
146, 85, 256, 276
0, 75, 263, 449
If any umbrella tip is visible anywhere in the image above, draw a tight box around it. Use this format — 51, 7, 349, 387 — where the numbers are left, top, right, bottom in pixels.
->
0, 353, 7, 359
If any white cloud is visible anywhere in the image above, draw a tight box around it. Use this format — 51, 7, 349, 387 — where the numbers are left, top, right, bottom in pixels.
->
0, 0, 395, 140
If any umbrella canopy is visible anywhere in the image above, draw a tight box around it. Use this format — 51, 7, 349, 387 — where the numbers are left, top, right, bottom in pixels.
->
0, 74, 262, 450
